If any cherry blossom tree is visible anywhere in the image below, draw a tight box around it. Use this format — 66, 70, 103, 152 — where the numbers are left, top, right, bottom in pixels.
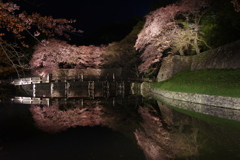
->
170, 23, 212, 56
30, 39, 107, 76
0, 1, 81, 77
135, 0, 210, 73
232, 0, 240, 12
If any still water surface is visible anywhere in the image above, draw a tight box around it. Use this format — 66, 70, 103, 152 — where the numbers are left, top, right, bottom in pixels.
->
1, 86, 240, 160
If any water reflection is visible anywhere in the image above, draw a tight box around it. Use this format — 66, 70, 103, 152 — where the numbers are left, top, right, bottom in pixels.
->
26, 97, 204, 160
28, 96, 144, 135
135, 106, 204, 160
3, 86, 240, 159
30, 102, 104, 133
0, 96, 146, 160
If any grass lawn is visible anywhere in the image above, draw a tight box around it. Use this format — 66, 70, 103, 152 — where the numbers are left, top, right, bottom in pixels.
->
152, 69, 240, 98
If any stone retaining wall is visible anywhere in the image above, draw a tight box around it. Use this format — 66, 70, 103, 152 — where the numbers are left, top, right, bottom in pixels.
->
157, 40, 240, 82
151, 87, 240, 110
157, 55, 192, 82
132, 82, 240, 110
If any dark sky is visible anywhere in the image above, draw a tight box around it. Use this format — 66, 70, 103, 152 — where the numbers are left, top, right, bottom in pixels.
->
18, 0, 156, 34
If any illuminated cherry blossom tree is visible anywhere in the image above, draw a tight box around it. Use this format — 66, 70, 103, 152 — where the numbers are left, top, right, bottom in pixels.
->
0, 1, 81, 77
30, 39, 107, 76
232, 0, 240, 12
135, 0, 210, 73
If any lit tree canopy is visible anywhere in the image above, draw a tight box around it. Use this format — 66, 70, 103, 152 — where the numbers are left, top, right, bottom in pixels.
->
135, 0, 210, 73
30, 39, 107, 76
0, 1, 81, 77
232, 0, 240, 12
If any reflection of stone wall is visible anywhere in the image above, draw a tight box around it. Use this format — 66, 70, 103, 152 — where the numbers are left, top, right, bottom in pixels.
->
157, 102, 190, 126
157, 40, 240, 82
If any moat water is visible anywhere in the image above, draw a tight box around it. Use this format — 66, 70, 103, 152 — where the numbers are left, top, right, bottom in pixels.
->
1, 84, 240, 160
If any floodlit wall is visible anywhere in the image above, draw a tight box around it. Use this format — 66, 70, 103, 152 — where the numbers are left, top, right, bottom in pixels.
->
157, 40, 240, 82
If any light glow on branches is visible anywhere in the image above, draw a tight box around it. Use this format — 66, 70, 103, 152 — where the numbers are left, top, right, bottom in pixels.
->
0, 1, 82, 77
30, 39, 107, 76
135, 0, 210, 73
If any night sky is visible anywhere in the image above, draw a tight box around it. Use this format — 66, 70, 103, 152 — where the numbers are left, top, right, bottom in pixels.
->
18, 0, 156, 34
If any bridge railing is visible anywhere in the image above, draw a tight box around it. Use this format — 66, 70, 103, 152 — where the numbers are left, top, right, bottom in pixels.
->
12, 97, 50, 105
50, 73, 119, 82
12, 77, 41, 85
11, 74, 156, 86
12, 75, 50, 85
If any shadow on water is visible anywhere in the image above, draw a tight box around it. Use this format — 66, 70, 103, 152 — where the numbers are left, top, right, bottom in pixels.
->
1, 82, 240, 159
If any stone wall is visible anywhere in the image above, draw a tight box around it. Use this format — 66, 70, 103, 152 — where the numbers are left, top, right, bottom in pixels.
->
191, 40, 240, 71
151, 88, 240, 110
157, 55, 192, 82
133, 81, 240, 110
157, 40, 240, 82
133, 82, 240, 115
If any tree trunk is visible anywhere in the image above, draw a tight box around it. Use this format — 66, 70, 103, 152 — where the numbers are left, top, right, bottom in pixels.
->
179, 48, 185, 56
193, 35, 200, 55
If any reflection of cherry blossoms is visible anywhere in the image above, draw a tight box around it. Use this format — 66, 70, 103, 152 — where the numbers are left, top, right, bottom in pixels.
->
135, 107, 200, 160
135, 107, 172, 160
29, 102, 105, 133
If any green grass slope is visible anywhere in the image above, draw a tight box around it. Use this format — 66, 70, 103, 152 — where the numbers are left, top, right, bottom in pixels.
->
153, 69, 240, 98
